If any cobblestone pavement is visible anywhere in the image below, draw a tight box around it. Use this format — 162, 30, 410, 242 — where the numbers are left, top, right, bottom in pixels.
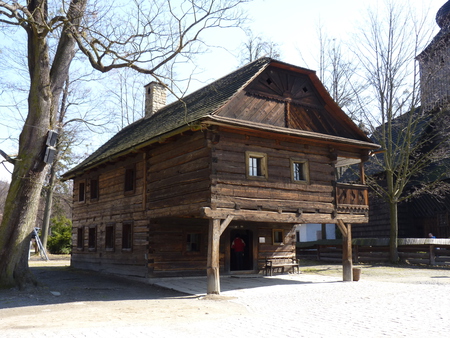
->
1, 261, 450, 337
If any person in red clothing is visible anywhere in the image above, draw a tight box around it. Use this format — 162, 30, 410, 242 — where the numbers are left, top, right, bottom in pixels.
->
231, 235, 246, 270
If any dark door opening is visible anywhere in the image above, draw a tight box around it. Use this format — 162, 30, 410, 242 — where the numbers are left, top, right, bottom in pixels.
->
230, 229, 253, 271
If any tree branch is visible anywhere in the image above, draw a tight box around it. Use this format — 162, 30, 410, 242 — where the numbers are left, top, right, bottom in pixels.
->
0, 149, 16, 165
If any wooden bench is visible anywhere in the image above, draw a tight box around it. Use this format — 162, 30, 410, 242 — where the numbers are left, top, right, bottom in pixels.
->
264, 257, 300, 276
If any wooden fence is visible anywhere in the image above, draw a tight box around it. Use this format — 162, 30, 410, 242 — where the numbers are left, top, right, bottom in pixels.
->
296, 238, 450, 266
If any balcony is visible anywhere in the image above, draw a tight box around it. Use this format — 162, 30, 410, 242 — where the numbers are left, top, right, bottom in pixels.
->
335, 183, 369, 214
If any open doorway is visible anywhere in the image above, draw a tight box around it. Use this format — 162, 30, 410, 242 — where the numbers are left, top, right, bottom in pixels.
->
230, 229, 253, 271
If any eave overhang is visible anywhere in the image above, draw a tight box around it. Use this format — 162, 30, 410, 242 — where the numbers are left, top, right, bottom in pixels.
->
202, 115, 380, 150
62, 123, 197, 180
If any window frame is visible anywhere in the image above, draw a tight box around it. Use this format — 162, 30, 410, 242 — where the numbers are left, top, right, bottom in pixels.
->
88, 226, 97, 251
124, 166, 136, 194
122, 221, 133, 251
290, 158, 310, 184
185, 232, 202, 254
90, 178, 99, 200
273, 229, 284, 245
76, 227, 84, 250
245, 151, 268, 180
105, 223, 115, 251
78, 181, 86, 202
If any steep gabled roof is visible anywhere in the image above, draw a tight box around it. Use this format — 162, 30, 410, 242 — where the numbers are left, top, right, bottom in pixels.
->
64, 58, 378, 179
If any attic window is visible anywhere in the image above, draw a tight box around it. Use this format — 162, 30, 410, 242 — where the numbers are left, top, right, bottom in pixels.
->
266, 78, 273, 85
302, 87, 308, 93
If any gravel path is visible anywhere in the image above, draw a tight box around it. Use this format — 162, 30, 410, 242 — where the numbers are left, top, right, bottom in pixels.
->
1, 258, 449, 337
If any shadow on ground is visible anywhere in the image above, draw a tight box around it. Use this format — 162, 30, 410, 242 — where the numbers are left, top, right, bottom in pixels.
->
0, 266, 189, 310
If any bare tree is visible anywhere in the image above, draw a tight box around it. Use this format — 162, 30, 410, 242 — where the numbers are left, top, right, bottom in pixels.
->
315, 25, 367, 121
353, 0, 445, 262
239, 29, 281, 65
0, 0, 249, 288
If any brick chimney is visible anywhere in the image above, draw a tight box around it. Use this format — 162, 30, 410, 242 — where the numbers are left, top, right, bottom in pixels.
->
144, 82, 166, 117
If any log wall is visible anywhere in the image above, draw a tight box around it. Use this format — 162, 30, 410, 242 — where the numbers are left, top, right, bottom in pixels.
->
71, 153, 149, 277
255, 222, 297, 272
147, 218, 209, 277
211, 127, 337, 215
146, 132, 211, 218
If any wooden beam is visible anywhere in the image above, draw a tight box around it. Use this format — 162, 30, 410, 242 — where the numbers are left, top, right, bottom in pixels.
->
202, 207, 368, 224
219, 215, 234, 236
207, 219, 221, 294
203, 207, 335, 224
336, 219, 347, 237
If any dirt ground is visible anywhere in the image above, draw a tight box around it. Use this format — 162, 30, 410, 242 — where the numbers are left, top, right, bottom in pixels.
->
1, 254, 450, 336
0, 255, 248, 334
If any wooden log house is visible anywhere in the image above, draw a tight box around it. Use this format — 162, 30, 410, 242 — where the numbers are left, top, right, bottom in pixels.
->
63, 58, 379, 294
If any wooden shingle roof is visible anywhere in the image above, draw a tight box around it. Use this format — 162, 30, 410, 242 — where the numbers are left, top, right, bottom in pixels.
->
64, 58, 271, 178
64, 58, 378, 179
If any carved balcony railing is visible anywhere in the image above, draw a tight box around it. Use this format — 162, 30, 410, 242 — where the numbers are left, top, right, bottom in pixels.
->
335, 183, 369, 214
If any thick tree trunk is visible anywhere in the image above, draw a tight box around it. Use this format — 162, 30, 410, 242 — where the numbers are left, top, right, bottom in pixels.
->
0, 167, 48, 288
0, 18, 52, 288
0, 0, 87, 289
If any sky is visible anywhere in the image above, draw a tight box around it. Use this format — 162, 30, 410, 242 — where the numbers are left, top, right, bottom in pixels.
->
0, 0, 445, 182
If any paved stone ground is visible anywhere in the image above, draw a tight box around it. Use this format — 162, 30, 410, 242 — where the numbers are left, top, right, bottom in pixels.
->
1, 258, 450, 337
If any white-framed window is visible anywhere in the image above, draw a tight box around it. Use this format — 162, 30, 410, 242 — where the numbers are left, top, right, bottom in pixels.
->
246, 151, 268, 179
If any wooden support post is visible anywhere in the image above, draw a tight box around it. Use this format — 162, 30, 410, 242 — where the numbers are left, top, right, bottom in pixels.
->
429, 245, 436, 265
207, 218, 221, 294
321, 223, 327, 240
337, 219, 353, 282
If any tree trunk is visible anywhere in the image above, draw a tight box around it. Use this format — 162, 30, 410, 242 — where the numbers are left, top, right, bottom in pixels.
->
0, 15, 53, 288
389, 201, 399, 263
0, 0, 87, 289
41, 76, 69, 250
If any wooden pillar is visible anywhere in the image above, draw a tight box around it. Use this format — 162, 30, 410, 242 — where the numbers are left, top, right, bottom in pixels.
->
429, 245, 436, 265
321, 223, 327, 240
207, 218, 221, 294
359, 162, 368, 205
337, 219, 353, 282
206, 216, 234, 295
